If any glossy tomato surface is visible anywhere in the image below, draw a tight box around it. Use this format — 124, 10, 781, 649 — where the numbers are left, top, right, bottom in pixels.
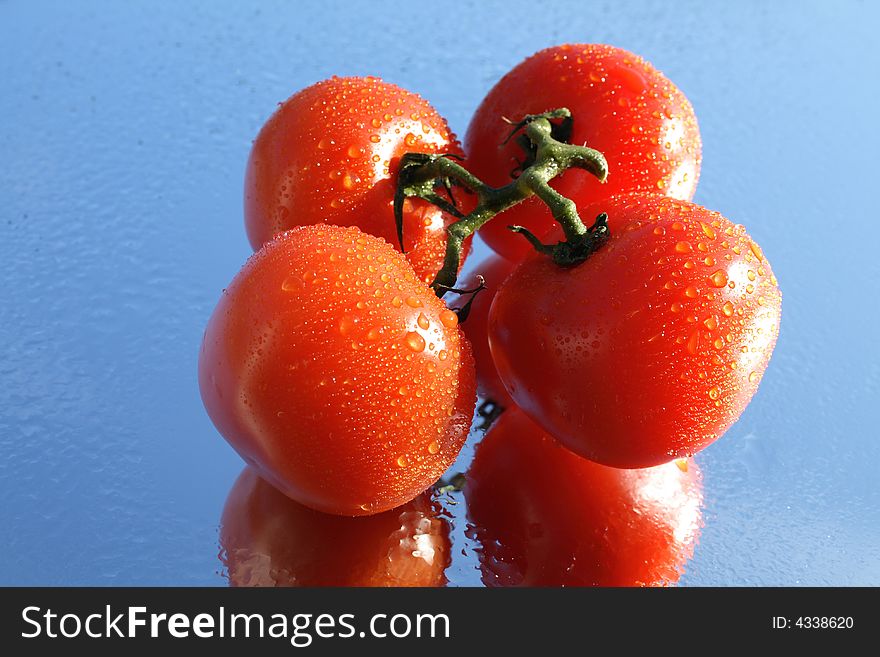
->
245, 76, 469, 283
467, 44, 701, 261
489, 194, 781, 468
466, 409, 703, 586
199, 225, 476, 516
220, 467, 450, 586
457, 254, 518, 408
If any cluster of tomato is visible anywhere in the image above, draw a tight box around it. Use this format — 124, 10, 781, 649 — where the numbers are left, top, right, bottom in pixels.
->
200, 44, 781, 586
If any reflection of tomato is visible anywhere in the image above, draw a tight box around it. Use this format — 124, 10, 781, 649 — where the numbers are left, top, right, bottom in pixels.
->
458, 254, 517, 407
220, 468, 450, 587
466, 44, 702, 261
489, 194, 781, 468
244, 76, 470, 283
465, 409, 703, 586
199, 225, 476, 516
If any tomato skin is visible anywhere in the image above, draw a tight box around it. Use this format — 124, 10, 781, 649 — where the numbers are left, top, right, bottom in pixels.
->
465, 409, 703, 586
244, 76, 470, 284
220, 468, 450, 587
457, 254, 518, 408
199, 225, 476, 516
466, 44, 701, 261
489, 194, 781, 468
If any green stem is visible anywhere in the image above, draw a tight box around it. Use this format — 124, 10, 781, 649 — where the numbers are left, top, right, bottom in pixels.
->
395, 109, 609, 296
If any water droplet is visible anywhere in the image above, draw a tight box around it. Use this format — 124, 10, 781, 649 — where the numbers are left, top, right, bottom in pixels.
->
369, 134, 381, 143
281, 274, 304, 291
674, 240, 692, 253
417, 312, 430, 330
439, 309, 458, 328
709, 270, 728, 287
391, 296, 402, 308
317, 138, 329, 150
397, 455, 409, 467
699, 221, 716, 239
708, 387, 720, 400
749, 241, 764, 261
653, 225, 666, 236
405, 296, 422, 308
713, 337, 724, 349
427, 441, 439, 455
338, 316, 355, 336
671, 221, 685, 231
675, 458, 688, 472
670, 302, 682, 313
347, 144, 364, 158
404, 332, 426, 352
748, 371, 760, 383
684, 285, 698, 298
703, 316, 718, 330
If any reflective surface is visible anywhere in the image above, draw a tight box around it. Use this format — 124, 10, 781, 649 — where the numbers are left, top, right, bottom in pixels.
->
1, 1, 878, 585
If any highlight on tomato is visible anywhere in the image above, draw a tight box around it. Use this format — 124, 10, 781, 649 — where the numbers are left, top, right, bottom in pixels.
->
466, 44, 702, 261
220, 468, 451, 587
465, 408, 703, 586
199, 224, 476, 516
489, 193, 781, 468
244, 76, 470, 284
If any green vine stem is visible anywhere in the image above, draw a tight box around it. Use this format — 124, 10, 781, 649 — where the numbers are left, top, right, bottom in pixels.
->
394, 109, 610, 296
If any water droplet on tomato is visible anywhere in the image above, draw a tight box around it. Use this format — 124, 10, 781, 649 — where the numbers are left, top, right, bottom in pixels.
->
281, 274, 304, 292
417, 312, 430, 330
708, 387, 720, 400
674, 240, 692, 253
427, 441, 439, 455
749, 241, 764, 261
404, 332, 426, 352
709, 270, 728, 287
338, 315, 355, 336
439, 309, 458, 328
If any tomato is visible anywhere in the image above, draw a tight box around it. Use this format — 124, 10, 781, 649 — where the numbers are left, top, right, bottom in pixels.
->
466, 44, 702, 261
199, 225, 476, 516
457, 253, 518, 408
220, 467, 450, 587
465, 408, 703, 586
244, 75, 470, 284
489, 194, 781, 468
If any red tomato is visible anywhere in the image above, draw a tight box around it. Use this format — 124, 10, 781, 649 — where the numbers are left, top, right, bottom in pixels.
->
465, 409, 703, 586
220, 468, 450, 587
458, 254, 517, 408
489, 194, 781, 468
245, 76, 470, 283
466, 44, 702, 261
199, 225, 476, 516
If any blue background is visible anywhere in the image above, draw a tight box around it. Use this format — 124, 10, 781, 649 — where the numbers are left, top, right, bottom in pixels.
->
1, 0, 878, 585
